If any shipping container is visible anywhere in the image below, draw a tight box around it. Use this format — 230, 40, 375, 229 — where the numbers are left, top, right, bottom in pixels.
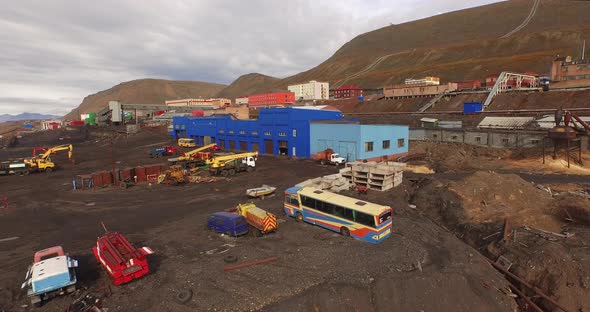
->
92, 172, 103, 188
463, 102, 483, 114
191, 110, 205, 117
135, 166, 146, 182
101, 171, 113, 185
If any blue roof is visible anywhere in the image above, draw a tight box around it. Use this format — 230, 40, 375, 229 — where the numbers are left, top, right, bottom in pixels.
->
285, 186, 303, 194
212, 211, 243, 220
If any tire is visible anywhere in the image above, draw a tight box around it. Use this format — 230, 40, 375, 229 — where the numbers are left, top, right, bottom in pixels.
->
175, 289, 193, 304
23, 170, 30, 176
340, 227, 350, 237
247, 166, 254, 172
228, 169, 236, 176
221, 170, 229, 177
295, 212, 303, 222
224, 255, 238, 263
45, 167, 53, 173
120, 181, 128, 189
253, 229, 263, 237
320, 160, 326, 165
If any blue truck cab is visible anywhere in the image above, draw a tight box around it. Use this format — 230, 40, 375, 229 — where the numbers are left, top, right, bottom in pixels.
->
207, 212, 249, 236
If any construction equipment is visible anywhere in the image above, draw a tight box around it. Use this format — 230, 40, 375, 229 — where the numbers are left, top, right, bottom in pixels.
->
168, 143, 218, 168
0, 160, 30, 175
21, 246, 78, 307
92, 228, 154, 286
234, 202, 277, 236
24, 144, 73, 173
178, 138, 196, 147
311, 148, 346, 166
157, 164, 186, 185
149, 145, 177, 158
207, 152, 258, 176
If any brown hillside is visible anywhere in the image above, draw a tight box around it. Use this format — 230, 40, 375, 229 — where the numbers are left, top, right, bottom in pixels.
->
219, 0, 590, 95
215, 73, 280, 99
65, 79, 225, 120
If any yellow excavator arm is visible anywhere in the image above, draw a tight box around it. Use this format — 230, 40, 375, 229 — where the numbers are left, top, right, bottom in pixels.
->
40, 144, 73, 160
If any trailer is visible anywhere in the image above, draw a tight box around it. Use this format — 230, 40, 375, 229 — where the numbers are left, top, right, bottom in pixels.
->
234, 203, 277, 236
92, 232, 154, 286
21, 246, 78, 306
0, 160, 31, 175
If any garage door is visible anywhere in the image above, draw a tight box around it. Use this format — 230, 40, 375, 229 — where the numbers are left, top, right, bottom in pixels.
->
264, 140, 274, 155
239, 141, 247, 151
338, 141, 357, 162
251, 142, 260, 152
229, 140, 236, 151
219, 140, 226, 149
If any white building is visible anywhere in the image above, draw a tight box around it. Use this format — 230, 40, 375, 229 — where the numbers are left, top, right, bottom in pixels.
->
404, 77, 440, 85
287, 80, 329, 100
235, 96, 249, 105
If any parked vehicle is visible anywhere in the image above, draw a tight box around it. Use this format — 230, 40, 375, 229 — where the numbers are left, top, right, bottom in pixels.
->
0, 161, 30, 175
93, 231, 154, 286
21, 246, 78, 306
311, 148, 346, 166
283, 186, 393, 244
207, 212, 249, 236
208, 152, 258, 176
234, 203, 277, 236
149, 145, 177, 157
168, 143, 218, 169
178, 138, 196, 148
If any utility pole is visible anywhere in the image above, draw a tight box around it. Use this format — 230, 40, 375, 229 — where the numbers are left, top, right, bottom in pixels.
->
582, 40, 586, 61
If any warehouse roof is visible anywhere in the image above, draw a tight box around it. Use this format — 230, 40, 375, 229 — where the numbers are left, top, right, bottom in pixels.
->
477, 117, 535, 129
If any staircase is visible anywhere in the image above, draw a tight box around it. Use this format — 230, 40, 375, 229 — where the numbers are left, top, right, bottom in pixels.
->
482, 72, 507, 108
417, 92, 446, 113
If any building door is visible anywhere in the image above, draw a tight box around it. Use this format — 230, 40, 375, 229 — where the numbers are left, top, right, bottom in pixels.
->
264, 140, 274, 155
219, 140, 226, 149
204, 136, 211, 145
251, 142, 260, 152
239, 141, 247, 151
338, 141, 357, 162
229, 140, 236, 151
278, 140, 288, 156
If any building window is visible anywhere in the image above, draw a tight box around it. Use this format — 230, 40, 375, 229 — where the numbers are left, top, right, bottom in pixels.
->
531, 139, 540, 145
475, 136, 481, 143
251, 130, 258, 136
229, 130, 234, 134
382, 140, 390, 149
292, 129, 297, 137
451, 135, 458, 141
365, 141, 374, 152
279, 131, 286, 137
432, 134, 438, 139
397, 138, 405, 147
219, 129, 224, 134
502, 138, 509, 144
264, 131, 271, 136
239, 130, 245, 135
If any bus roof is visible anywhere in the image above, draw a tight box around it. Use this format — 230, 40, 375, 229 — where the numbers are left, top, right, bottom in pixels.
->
298, 187, 391, 216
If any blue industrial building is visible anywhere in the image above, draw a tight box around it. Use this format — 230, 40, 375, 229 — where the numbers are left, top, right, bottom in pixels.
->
172, 107, 343, 158
310, 122, 409, 162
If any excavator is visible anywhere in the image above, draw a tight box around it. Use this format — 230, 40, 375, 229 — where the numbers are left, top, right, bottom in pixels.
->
24, 144, 73, 173
168, 143, 218, 168
207, 152, 258, 176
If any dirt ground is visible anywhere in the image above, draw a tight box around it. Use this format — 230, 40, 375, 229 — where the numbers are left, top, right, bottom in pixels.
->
0, 128, 521, 312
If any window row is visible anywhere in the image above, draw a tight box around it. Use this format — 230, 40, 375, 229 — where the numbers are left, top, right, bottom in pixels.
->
300, 195, 375, 227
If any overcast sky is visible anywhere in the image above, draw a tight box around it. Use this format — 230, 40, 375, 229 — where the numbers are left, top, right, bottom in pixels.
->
0, 0, 501, 115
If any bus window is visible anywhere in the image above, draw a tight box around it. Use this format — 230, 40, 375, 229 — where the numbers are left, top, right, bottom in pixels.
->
379, 211, 392, 224
343, 208, 354, 221
321, 202, 334, 214
333, 205, 344, 218
355, 211, 376, 228
301, 195, 316, 209
289, 196, 299, 206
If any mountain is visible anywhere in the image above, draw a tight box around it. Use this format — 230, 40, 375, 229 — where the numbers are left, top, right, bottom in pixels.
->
64, 79, 226, 120
0, 113, 60, 123
215, 0, 590, 96
215, 73, 280, 99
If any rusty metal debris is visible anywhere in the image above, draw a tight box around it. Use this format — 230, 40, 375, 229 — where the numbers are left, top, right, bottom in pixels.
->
224, 257, 278, 272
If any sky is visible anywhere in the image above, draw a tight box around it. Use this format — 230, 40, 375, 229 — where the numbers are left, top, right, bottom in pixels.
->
0, 0, 502, 115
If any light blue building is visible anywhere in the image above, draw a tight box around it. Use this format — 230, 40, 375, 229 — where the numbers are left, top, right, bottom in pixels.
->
309, 122, 409, 162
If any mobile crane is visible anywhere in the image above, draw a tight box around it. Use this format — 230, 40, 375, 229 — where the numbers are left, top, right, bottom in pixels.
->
168, 143, 218, 168
207, 152, 258, 176
23, 144, 73, 173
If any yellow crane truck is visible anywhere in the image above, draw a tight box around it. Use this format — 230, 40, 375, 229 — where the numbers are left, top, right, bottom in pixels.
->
207, 152, 258, 176
23, 144, 73, 173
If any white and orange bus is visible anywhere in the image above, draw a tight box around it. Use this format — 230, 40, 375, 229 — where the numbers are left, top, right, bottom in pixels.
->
284, 186, 393, 243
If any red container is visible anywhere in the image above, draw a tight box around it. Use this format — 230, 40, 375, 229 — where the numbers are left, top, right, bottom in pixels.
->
119, 168, 133, 181
92, 172, 104, 188
70, 120, 85, 126
101, 171, 113, 185
135, 166, 146, 182
191, 110, 204, 117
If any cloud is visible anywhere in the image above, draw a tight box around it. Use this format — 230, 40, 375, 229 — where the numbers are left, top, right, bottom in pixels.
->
0, 0, 502, 115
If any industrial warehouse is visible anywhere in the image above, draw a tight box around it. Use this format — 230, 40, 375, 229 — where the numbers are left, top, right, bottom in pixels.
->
2, 1, 590, 312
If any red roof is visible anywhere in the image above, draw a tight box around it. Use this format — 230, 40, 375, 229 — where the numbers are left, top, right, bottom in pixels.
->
335, 85, 362, 91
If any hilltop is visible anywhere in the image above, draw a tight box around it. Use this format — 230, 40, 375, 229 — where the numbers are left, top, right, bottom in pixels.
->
216, 0, 590, 96
215, 73, 280, 99
64, 79, 226, 120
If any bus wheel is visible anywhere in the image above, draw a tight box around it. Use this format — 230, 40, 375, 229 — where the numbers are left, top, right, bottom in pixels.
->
340, 227, 350, 237
295, 212, 303, 222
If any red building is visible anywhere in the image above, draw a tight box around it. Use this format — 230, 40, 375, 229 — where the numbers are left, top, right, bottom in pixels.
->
453, 80, 482, 90
248, 92, 295, 107
333, 85, 363, 99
